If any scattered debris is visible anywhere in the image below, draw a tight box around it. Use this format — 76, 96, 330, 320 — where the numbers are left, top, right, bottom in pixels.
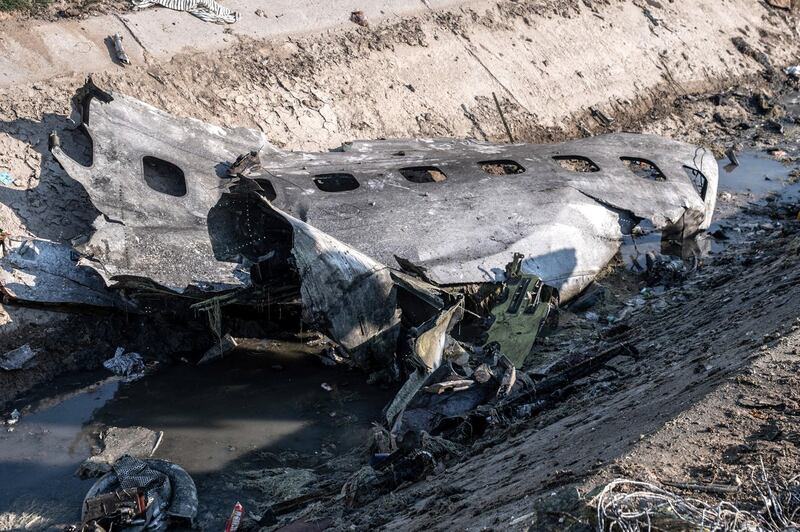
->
132, 0, 239, 23
349, 10, 368, 27
390, 345, 519, 438
198, 333, 239, 365
0, 237, 130, 309
80, 486, 148, 531
0, 171, 13, 186
644, 251, 691, 286
493, 91, 515, 143
594, 479, 763, 530
0, 344, 36, 371
5, 409, 20, 426
109, 33, 130, 65
103, 348, 145, 378
348, 426, 472, 507
78, 427, 165, 479
224, 501, 244, 532
786, 65, 800, 78
595, 468, 800, 532
343, 449, 437, 508
660, 479, 740, 495
320, 382, 333, 392
568, 283, 605, 312
81, 455, 198, 530
590, 106, 615, 127
423, 379, 474, 394
483, 253, 558, 367
726, 146, 740, 167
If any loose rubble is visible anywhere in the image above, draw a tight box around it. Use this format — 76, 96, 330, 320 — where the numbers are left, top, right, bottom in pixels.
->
103, 348, 145, 379
78, 426, 164, 479
0, 344, 35, 371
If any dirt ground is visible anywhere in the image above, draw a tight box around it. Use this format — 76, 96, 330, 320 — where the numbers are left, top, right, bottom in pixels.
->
331, 204, 800, 530
0, 0, 128, 21
1, 0, 800, 530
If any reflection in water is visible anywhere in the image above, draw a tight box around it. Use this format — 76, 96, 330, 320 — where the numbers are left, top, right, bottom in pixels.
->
618, 219, 710, 272
620, 149, 800, 270
91, 350, 394, 475
719, 152, 797, 196
0, 346, 394, 528
0, 376, 119, 526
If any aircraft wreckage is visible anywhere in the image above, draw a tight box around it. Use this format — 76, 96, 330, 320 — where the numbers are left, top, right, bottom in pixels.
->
0, 81, 718, 422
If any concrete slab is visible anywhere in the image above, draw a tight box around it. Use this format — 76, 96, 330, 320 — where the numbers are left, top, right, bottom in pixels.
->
0, 16, 144, 87
0, 0, 466, 88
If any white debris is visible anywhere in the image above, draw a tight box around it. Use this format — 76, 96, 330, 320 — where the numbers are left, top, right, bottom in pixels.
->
78, 426, 164, 478
0, 344, 37, 371
197, 334, 238, 365
785, 65, 800, 78
103, 347, 145, 378
132, 0, 239, 23
321, 383, 333, 392
6, 409, 20, 426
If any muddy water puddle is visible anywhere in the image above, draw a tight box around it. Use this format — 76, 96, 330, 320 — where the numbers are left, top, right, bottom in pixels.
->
718, 151, 799, 196
619, 150, 799, 271
0, 347, 395, 529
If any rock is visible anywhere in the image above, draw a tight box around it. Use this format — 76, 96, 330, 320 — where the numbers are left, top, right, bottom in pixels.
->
103, 347, 145, 378
350, 10, 368, 27
569, 284, 606, 312
765, 0, 791, 8
77, 426, 164, 478
0, 344, 36, 371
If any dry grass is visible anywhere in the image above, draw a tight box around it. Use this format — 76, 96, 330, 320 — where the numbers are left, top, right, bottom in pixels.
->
0, 504, 50, 531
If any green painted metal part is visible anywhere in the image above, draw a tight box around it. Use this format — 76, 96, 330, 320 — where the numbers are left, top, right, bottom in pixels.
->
484, 253, 555, 368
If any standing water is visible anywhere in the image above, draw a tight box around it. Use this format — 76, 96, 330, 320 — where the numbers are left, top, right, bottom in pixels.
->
0, 345, 395, 530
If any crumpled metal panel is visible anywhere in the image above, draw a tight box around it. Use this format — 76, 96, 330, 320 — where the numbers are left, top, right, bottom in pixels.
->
50, 83, 717, 304
246, 135, 717, 299
0, 237, 130, 309
51, 82, 265, 293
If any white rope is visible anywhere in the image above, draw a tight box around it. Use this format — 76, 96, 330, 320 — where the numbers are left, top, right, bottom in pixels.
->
593, 479, 767, 532
132, 0, 239, 24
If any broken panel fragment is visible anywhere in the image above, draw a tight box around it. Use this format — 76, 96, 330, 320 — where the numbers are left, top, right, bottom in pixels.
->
40, 81, 719, 388
483, 253, 559, 368
49, 81, 717, 306
50, 80, 266, 295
